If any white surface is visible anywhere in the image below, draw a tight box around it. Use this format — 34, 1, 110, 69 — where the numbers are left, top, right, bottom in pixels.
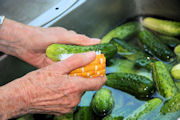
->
29, 0, 78, 26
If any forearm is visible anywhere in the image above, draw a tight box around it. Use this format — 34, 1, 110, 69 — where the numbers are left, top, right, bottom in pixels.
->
0, 18, 32, 57
0, 78, 30, 119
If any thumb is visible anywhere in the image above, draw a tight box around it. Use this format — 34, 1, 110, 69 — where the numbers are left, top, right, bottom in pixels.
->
48, 51, 96, 74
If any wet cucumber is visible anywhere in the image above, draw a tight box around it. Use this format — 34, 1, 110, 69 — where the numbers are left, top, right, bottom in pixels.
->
175, 45, 180, 62
102, 22, 140, 43
135, 57, 175, 72
54, 113, 73, 120
152, 61, 177, 98
17, 114, 34, 120
138, 29, 175, 62
103, 115, 124, 120
143, 17, 180, 36
157, 35, 180, 47
106, 73, 155, 98
135, 57, 154, 71
74, 106, 99, 120
125, 98, 163, 120
110, 38, 149, 62
91, 88, 114, 116
171, 64, 180, 80
176, 82, 180, 90
46, 43, 117, 61
161, 93, 180, 114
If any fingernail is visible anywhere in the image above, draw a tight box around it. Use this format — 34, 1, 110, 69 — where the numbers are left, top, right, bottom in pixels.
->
83, 51, 96, 57
91, 38, 101, 43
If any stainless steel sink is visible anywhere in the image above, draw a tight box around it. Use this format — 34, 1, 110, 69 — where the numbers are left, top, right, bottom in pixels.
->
0, 0, 61, 24
0, 0, 180, 85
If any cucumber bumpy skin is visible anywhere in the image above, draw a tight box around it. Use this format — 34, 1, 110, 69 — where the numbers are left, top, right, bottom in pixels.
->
91, 88, 114, 116
138, 29, 175, 62
161, 94, 180, 114
106, 73, 155, 98
46, 43, 117, 61
74, 106, 100, 120
153, 61, 177, 98
102, 22, 140, 43
143, 17, 180, 36
125, 98, 163, 120
171, 64, 180, 80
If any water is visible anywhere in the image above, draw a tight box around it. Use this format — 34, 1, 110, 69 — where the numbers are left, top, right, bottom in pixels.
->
77, 16, 180, 120
14, 16, 180, 120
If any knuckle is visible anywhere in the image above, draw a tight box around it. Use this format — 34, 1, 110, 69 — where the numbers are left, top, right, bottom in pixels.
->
70, 99, 81, 107
95, 79, 104, 90
71, 84, 80, 92
76, 35, 89, 43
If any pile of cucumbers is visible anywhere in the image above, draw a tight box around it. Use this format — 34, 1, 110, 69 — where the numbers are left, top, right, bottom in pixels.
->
17, 17, 180, 120
102, 17, 180, 120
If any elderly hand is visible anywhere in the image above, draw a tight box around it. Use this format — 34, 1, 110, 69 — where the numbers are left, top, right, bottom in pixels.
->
0, 51, 106, 119
0, 19, 101, 68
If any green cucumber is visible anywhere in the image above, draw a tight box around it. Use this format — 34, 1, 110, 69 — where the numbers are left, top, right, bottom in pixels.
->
74, 106, 99, 120
174, 45, 180, 62
110, 38, 149, 62
161, 93, 180, 114
152, 61, 177, 98
157, 35, 180, 47
102, 22, 140, 43
46, 43, 117, 61
143, 17, 180, 36
176, 82, 180, 90
17, 114, 34, 120
103, 115, 124, 120
138, 29, 175, 62
171, 64, 180, 79
106, 73, 155, 98
135, 58, 154, 71
125, 98, 163, 120
135, 58, 175, 72
54, 113, 73, 120
91, 88, 114, 116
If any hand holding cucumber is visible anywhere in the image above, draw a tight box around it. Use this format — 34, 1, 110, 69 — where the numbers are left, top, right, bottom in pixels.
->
0, 18, 101, 68
0, 18, 106, 119
0, 51, 106, 119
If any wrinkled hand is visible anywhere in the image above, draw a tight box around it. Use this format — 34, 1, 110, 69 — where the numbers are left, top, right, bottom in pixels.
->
22, 51, 106, 115
0, 19, 101, 68
0, 51, 106, 119
17, 27, 101, 68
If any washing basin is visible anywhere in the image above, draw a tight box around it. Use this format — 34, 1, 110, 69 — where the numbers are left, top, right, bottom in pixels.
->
0, 0, 179, 86
0, 0, 180, 119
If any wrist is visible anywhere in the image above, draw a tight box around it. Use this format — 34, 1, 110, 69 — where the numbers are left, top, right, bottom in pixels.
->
0, 78, 30, 119
0, 18, 34, 57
